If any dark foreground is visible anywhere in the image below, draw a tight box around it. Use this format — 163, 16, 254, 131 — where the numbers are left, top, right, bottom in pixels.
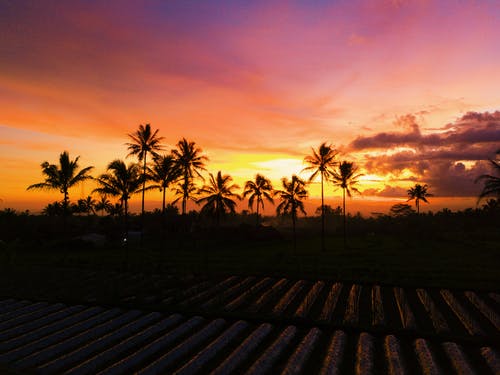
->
0, 267, 498, 374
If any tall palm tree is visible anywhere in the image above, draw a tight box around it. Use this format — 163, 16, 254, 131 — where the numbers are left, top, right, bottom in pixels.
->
197, 171, 240, 226
95, 195, 113, 216
476, 149, 500, 203
172, 138, 208, 214
126, 124, 164, 219
303, 142, 337, 251
331, 161, 363, 249
93, 160, 142, 236
275, 175, 308, 251
147, 154, 181, 214
243, 174, 274, 226
407, 183, 433, 214
27, 151, 94, 215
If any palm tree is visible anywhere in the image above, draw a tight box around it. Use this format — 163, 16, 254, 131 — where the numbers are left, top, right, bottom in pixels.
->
42, 201, 64, 216
172, 138, 208, 214
77, 196, 97, 216
407, 184, 433, 214
173, 181, 198, 212
303, 142, 337, 251
197, 171, 240, 226
331, 161, 363, 249
243, 174, 274, 226
126, 124, 164, 219
95, 195, 113, 216
147, 154, 181, 214
275, 175, 308, 251
27, 151, 94, 216
93, 160, 142, 236
476, 149, 500, 203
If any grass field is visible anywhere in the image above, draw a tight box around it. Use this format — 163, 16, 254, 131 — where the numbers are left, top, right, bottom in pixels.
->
1, 231, 498, 291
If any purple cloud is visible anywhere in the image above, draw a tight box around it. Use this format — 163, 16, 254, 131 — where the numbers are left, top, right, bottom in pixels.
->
354, 111, 500, 197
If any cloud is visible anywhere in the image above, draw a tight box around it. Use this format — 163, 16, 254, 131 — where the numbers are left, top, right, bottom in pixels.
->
353, 111, 500, 196
363, 185, 409, 197
351, 111, 500, 150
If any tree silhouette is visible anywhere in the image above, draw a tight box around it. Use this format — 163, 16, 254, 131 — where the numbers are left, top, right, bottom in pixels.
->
303, 142, 337, 251
331, 161, 363, 249
126, 124, 164, 221
476, 149, 500, 203
77, 196, 97, 216
93, 160, 142, 236
42, 201, 64, 216
95, 195, 113, 216
27, 151, 94, 216
275, 175, 308, 252
147, 154, 181, 214
407, 184, 433, 214
315, 204, 342, 217
197, 171, 240, 227
243, 174, 274, 226
172, 138, 208, 214
389, 203, 415, 217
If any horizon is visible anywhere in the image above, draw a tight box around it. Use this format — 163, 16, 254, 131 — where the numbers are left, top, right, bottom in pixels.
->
1, 1, 499, 213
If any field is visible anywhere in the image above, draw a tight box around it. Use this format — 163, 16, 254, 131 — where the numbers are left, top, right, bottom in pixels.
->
0, 220, 498, 373
0, 282, 498, 374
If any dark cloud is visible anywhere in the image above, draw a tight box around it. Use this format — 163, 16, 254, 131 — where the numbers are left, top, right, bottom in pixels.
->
354, 111, 500, 197
363, 185, 409, 197
350, 111, 500, 150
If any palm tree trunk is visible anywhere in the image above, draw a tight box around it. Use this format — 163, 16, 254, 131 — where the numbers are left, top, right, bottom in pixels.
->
161, 187, 167, 240
292, 205, 297, 254
417, 200, 420, 214
256, 201, 260, 226
124, 198, 129, 238
343, 188, 346, 250
141, 156, 147, 244
162, 187, 166, 214
62, 189, 69, 238
142, 156, 147, 216
182, 173, 189, 215
321, 173, 325, 252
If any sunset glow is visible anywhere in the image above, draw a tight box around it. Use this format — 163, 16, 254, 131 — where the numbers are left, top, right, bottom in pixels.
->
1, 1, 499, 215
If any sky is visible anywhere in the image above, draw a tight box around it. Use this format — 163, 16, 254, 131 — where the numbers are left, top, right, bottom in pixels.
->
1, 0, 499, 215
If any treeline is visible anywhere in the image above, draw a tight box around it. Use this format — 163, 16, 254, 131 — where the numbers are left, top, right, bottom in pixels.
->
4, 123, 498, 250
0, 198, 498, 248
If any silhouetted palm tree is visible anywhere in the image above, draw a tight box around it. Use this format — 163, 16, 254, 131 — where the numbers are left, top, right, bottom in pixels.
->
303, 142, 337, 251
331, 161, 363, 249
147, 154, 181, 214
243, 174, 274, 226
93, 160, 142, 236
476, 149, 500, 203
95, 195, 113, 216
77, 196, 96, 216
197, 171, 240, 226
275, 175, 308, 251
126, 124, 164, 220
27, 151, 94, 216
172, 138, 208, 214
173, 181, 198, 212
42, 201, 64, 216
407, 184, 433, 214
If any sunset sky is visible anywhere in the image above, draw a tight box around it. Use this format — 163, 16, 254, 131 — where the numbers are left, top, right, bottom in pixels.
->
1, 0, 499, 215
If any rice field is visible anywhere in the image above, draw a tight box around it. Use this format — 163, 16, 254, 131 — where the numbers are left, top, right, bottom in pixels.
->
0, 270, 499, 340
0, 268, 498, 373
0, 298, 498, 374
